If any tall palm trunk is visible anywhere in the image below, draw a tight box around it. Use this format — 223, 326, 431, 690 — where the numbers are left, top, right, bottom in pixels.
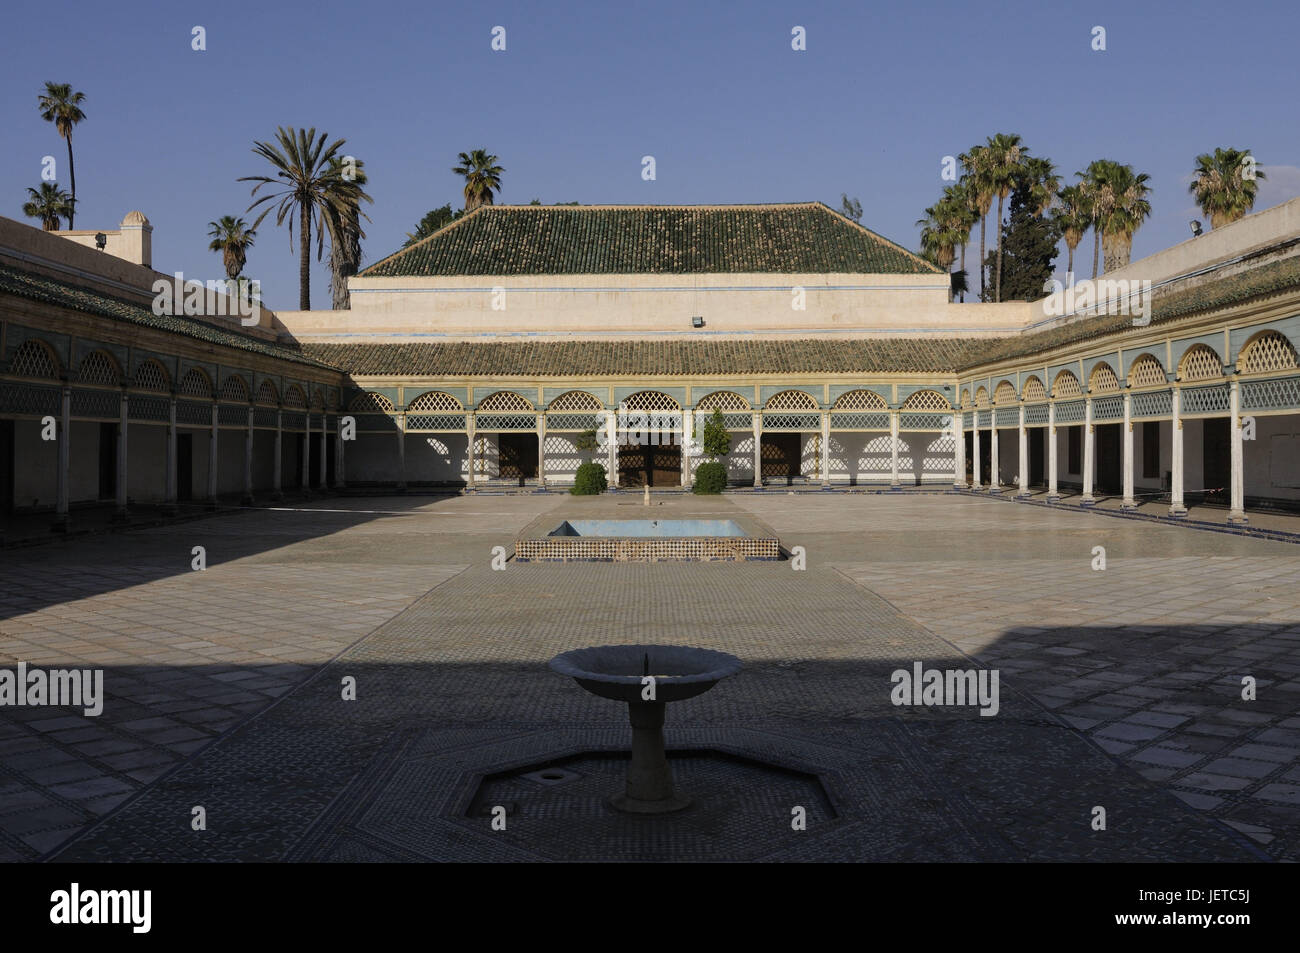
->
1091, 227, 1099, 279
995, 194, 1005, 302
958, 243, 967, 303
299, 200, 311, 310
1066, 244, 1074, 278
65, 136, 76, 229
978, 216, 986, 300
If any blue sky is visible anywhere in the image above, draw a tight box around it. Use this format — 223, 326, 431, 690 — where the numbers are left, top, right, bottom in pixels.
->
3, 0, 1299, 309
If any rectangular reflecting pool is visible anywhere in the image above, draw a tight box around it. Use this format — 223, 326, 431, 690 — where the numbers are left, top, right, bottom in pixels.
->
516, 518, 779, 562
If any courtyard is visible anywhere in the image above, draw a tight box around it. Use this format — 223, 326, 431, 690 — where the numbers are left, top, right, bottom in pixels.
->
1, 491, 1297, 862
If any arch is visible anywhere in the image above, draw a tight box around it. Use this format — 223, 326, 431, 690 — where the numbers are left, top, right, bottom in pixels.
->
1178, 344, 1222, 382
220, 374, 250, 402
77, 349, 121, 386
1022, 376, 1047, 403
478, 390, 535, 412
832, 389, 887, 411
901, 389, 951, 411
1238, 330, 1300, 375
695, 390, 751, 411
310, 387, 326, 411
764, 390, 819, 411
7, 340, 60, 379
255, 380, 280, 406
548, 390, 604, 412
178, 367, 212, 398
1089, 362, 1120, 394
283, 384, 308, 409
974, 386, 989, 408
622, 390, 680, 411
349, 391, 395, 412
1051, 370, 1082, 399
132, 359, 170, 392
1127, 353, 1167, 389
992, 381, 1018, 406
959, 388, 970, 409
407, 391, 464, 412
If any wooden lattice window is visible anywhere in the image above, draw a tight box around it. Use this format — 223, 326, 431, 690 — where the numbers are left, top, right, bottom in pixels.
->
133, 359, 169, 392
1178, 344, 1222, 382
833, 389, 887, 411
1022, 377, 1047, 403
1089, 363, 1120, 394
350, 391, 395, 412
1127, 354, 1167, 389
992, 382, 1017, 406
78, 350, 120, 386
1239, 331, 1299, 375
477, 390, 534, 412
903, 390, 951, 411
695, 390, 750, 411
548, 390, 604, 412
8, 340, 59, 379
974, 386, 990, 408
1051, 371, 1082, 399
283, 385, 308, 408
311, 388, 326, 410
620, 390, 679, 411
220, 375, 250, 402
765, 390, 818, 411
408, 391, 464, 412
959, 389, 970, 408
255, 380, 280, 405
178, 368, 212, 398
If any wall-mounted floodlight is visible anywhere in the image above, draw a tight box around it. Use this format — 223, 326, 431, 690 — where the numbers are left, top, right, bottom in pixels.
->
691, 316, 704, 328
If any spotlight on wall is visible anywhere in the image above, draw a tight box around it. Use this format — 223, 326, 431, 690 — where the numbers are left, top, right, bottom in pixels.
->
94, 232, 107, 250
1190, 220, 1203, 237
691, 316, 704, 328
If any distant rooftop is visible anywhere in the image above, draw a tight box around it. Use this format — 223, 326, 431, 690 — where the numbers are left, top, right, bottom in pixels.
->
360, 203, 941, 278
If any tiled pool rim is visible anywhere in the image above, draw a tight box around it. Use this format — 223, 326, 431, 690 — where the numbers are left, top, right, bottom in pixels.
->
517, 519, 779, 562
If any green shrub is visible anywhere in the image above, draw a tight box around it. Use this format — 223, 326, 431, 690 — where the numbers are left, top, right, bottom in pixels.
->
692, 461, 728, 495
571, 462, 607, 495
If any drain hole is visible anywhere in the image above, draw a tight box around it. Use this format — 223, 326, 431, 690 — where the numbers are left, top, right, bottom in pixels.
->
521, 767, 582, 786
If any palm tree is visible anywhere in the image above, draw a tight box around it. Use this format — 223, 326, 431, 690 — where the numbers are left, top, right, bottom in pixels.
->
983, 133, 1028, 302
1089, 160, 1153, 272
207, 216, 257, 280
452, 149, 504, 211
959, 145, 994, 300
940, 183, 978, 302
1052, 184, 1092, 279
323, 156, 372, 310
1189, 147, 1266, 229
917, 206, 958, 272
37, 83, 87, 229
239, 127, 367, 310
1020, 156, 1060, 217
1077, 161, 1111, 279
22, 183, 72, 231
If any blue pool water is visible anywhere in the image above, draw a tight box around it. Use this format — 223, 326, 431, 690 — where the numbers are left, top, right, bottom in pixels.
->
549, 519, 747, 538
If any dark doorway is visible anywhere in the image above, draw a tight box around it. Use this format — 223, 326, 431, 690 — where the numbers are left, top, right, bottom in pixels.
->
618, 440, 680, 487
177, 433, 193, 501
309, 432, 323, 488
1095, 423, 1121, 494
963, 431, 973, 483
0, 420, 13, 516
978, 430, 991, 485
1203, 417, 1230, 504
294, 433, 306, 488
499, 433, 539, 485
1028, 428, 1045, 486
326, 433, 337, 487
760, 433, 802, 485
98, 422, 116, 500
1068, 426, 1081, 474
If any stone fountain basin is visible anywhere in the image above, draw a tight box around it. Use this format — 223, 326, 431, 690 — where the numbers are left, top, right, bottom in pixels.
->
550, 644, 742, 703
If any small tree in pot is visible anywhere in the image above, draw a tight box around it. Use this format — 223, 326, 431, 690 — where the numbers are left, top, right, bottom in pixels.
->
692, 408, 731, 494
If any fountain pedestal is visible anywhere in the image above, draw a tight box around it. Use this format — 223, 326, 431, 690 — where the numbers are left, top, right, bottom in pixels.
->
616, 700, 691, 813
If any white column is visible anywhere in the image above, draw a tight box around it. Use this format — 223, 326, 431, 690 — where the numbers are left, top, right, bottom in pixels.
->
243, 405, 254, 504
1017, 404, 1029, 498
751, 412, 762, 488
889, 412, 900, 488
208, 403, 219, 506
680, 408, 691, 487
821, 411, 831, 486
396, 414, 407, 490
1082, 398, 1096, 505
952, 413, 964, 489
465, 414, 475, 489
1121, 393, 1136, 509
1170, 388, 1186, 517
537, 412, 547, 488
272, 409, 282, 500
300, 413, 311, 494
54, 384, 71, 530
971, 416, 982, 490
607, 410, 619, 488
115, 391, 129, 517
166, 396, 178, 507
334, 415, 346, 488
1229, 379, 1246, 522
1047, 403, 1059, 501
989, 420, 1000, 490
319, 411, 328, 488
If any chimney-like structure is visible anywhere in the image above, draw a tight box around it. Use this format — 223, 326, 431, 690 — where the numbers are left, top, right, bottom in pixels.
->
118, 210, 152, 267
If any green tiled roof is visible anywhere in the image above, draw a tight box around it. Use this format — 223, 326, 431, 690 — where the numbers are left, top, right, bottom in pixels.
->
0, 265, 334, 369
301, 338, 982, 377
361, 203, 941, 277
